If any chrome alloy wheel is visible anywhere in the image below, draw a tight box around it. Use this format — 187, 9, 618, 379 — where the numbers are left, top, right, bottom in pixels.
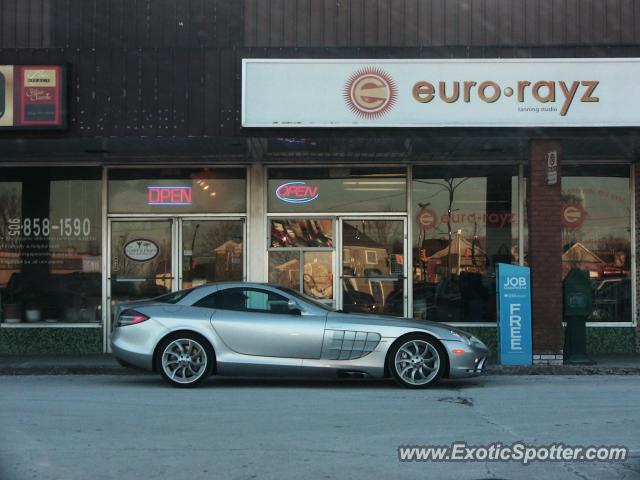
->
161, 338, 208, 384
394, 339, 441, 386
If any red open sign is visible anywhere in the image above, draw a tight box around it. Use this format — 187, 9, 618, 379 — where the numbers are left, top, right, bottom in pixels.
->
147, 186, 193, 206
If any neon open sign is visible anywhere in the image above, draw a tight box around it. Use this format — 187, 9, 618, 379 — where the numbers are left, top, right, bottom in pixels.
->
147, 186, 193, 206
275, 181, 319, 204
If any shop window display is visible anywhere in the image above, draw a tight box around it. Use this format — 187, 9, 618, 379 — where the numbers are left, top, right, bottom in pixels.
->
0, 168, 102, 324
268, 219, 334, 302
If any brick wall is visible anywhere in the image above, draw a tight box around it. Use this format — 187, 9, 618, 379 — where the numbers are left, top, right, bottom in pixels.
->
528, 140, 564, 360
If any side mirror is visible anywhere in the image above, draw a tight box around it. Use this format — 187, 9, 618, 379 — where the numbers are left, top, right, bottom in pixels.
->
287, 299, 302, 315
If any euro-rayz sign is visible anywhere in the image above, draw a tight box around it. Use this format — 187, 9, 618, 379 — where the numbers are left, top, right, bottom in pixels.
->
0, 65, 66, 129
496, 264, 532, 366
242, 58, 640, 127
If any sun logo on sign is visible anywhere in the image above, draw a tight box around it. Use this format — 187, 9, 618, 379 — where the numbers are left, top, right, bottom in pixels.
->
344, 67, 397, 119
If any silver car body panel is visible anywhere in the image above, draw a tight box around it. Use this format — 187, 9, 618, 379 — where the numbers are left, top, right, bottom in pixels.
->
209, 309, 326, 359
110, 282, 490, 380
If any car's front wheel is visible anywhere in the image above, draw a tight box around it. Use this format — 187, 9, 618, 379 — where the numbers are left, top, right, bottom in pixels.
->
388, 334, 447, 388
157, 333, 214, 388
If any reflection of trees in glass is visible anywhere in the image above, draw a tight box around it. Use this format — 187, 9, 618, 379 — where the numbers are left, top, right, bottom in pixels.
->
185, 222, 243, 282
190, 223, 243, 256
415, 177, 470, 275
358, 219, 403, 254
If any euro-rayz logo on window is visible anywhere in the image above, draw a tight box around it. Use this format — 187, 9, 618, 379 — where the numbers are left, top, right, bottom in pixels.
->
344, 67, 397, 119
275, 181, 319, 204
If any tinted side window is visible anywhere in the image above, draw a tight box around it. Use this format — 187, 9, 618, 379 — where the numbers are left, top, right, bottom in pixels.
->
155, 288, 194, 304
195, 288, 290, 314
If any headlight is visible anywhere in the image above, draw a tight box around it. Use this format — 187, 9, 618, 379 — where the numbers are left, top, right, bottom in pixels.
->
450, 330, 472, 346
450, 330, 484, 348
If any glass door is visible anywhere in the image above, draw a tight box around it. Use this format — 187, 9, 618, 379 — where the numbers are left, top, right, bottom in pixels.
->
108, 219, 175, 329
180, 219, 245, 289
107, 217, 246, 333
340, 218, 407, 316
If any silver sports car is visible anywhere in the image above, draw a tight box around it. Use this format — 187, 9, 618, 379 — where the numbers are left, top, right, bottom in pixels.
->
111, 282, 490, 388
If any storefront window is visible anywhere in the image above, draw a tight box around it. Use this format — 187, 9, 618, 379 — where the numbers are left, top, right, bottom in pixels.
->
270, 218, 333, 248
108, 168, 246, 214
342, 219, 405, 315
268, 167, 406, 213
412, 165, 520, 322
561, 164, 631, 323
0, 168, 102, 324
182, 220, 244, 288
268, 219, 334, 302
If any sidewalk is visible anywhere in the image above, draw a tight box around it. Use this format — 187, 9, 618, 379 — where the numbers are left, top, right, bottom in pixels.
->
0, 354, 140, 375
485, 354, 640, 375
0, 353, 638, 375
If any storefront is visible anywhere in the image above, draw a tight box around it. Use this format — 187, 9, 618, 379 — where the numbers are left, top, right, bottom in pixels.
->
0, 0, 638, 359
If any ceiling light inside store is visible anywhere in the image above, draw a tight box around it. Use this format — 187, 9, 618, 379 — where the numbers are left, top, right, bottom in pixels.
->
345, 188, 402, 192
343, 181, 405, 185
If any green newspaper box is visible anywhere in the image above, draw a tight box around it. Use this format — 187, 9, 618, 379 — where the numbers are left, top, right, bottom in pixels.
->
563, 268, 593, 364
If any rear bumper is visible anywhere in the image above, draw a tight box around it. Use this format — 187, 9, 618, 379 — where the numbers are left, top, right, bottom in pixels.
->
112, 343, 154, 371
110, 319, 169, 371
441, 339, 491, 379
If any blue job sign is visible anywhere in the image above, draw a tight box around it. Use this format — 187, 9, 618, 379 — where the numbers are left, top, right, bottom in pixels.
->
496, 263, 533, 365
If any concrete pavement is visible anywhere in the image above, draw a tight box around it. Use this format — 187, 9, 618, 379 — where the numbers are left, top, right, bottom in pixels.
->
0, 374, 638, 480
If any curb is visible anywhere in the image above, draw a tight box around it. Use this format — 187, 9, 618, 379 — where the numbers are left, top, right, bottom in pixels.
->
485, 366, 640, 375
0, 367, 149, 375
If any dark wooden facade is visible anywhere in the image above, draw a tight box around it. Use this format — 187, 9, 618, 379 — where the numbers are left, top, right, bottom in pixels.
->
0, 0, 639, 142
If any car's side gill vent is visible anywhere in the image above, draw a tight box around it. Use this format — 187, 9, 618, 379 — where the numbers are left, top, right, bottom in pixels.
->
322, 330, 381, 360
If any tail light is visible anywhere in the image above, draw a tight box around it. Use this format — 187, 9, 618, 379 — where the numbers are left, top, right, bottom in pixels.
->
117, 309, 150, 327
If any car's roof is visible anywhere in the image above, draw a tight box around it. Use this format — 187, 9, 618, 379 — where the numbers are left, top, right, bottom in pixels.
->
192, 281, 280, 290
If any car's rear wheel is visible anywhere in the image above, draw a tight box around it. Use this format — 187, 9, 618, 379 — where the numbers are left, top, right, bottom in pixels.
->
388, 334, 446, 389
157, 333, 213, 388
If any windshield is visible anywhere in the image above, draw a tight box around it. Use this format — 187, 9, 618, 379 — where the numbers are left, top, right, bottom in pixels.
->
278, 287, 336, 312
153, 288, 194, 304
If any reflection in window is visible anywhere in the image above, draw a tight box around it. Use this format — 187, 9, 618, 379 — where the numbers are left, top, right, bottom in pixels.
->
562, 165, 631, 323
268, 167, 406, 213
341, 219, 404, 316
270, 219, 332, 248
268, 217, 333, 302
268, 251, 301, 292
303, 251, 333, 300
0, 168, 102, 324
197, 288, 289, 314
412, 166, 519, 322
108, 168, 246, 214
182, 220, 243, 289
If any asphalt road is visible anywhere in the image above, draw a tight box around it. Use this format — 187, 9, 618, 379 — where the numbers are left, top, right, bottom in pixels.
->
0, 374, 639, 480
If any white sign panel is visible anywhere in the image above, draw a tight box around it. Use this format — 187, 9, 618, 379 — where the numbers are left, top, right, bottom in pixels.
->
124, 239, 159, 262
242, 58, 640, 127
